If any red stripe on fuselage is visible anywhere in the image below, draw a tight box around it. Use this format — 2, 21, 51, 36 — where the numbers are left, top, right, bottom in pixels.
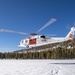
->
29, 38, 36, 45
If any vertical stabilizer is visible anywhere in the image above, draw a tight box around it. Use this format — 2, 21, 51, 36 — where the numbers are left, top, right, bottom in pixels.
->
66, 27, 75, 40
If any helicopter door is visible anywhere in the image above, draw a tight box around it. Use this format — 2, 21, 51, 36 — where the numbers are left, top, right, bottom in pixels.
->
29, 38, 36, 45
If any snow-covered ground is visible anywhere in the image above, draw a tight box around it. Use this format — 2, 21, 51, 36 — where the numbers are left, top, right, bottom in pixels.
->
0, 60, 75, 75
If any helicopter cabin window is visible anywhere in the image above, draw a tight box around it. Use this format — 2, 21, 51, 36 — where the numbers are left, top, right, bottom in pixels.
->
29, 38, 36, 45
40, 35, 46, 38
40, 35, 46, 42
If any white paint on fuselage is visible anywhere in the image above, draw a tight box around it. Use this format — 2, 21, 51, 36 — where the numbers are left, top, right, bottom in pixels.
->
30, 37, 69, 47
18, 36, 70, 48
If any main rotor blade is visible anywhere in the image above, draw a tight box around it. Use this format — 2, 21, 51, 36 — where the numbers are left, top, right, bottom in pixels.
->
0, 29, 29, 35
37, 18, 57, 33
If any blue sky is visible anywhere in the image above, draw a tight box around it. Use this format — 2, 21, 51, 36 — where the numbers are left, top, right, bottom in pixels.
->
0, 0, 75, 52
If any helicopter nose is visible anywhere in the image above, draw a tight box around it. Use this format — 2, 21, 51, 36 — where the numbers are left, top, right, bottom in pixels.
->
18, 43, 22, 47
18, 43, 20, 45
18, 43, 20, 46
18, 43, 22, 46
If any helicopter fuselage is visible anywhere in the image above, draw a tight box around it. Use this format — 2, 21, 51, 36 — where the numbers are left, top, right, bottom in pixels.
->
18, 35, 69, 48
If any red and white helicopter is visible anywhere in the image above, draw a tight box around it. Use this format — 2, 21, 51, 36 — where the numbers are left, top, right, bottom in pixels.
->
0, 18, 75, 48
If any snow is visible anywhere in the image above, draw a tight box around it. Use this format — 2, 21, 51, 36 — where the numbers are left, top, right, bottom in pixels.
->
0, 60, 75, 75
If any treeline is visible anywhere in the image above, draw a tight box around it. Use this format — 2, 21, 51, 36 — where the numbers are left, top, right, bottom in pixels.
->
0, 47, 75, 59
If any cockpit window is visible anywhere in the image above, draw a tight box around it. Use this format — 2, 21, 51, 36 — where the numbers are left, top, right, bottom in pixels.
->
25, 40, 28, 43
22, 41, 23, 43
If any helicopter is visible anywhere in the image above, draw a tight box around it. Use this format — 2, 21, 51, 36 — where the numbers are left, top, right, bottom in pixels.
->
0, 18, 75, 48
